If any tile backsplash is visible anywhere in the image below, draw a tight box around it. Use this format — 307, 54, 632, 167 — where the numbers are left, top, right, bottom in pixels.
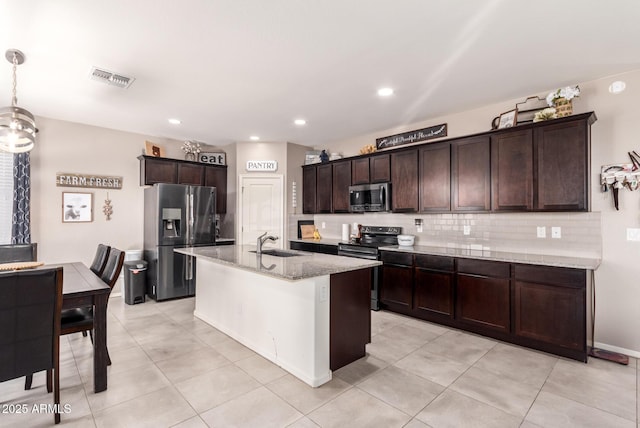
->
289, 212, 602, 258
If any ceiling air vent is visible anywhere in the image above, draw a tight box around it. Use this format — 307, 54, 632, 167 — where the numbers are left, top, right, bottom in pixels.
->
89, 67, 135, 89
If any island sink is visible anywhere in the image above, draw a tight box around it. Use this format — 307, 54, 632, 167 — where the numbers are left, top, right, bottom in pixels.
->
249, 249, 302, 257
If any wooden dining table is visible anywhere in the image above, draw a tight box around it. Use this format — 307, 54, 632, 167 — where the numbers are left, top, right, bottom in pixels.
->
58, 262, 111, 393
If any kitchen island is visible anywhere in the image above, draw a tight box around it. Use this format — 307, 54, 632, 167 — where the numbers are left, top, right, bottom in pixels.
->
175, 245, 381, 387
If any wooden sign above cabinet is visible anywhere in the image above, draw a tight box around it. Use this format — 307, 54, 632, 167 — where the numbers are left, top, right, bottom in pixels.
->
376, 123, 447, 150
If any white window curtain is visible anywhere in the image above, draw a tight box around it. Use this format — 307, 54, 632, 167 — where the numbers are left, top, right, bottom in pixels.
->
0, 151, 13, 244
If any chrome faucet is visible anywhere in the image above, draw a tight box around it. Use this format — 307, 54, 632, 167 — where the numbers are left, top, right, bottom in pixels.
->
256, 232, 279, 254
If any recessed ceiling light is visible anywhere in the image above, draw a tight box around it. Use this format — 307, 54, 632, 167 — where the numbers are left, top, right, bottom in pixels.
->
294, 119, 307, 126
168, 118, 181, 125
377, 87, 394, 97
609, 81, 626, 94
250, 136, 260, 141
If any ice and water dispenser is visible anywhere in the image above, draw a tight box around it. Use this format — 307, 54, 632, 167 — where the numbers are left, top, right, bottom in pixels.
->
162, 208, 181, 238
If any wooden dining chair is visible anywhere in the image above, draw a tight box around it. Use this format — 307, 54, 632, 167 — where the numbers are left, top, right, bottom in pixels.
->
1, 267, 64, 424
89, 244, 111, 277
58, 249, 125, 364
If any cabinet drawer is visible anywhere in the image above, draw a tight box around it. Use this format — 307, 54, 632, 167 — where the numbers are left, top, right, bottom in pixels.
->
457, 258, 509, 277
380, 251, 413, 266
514, 264, 585, 287
415, 254, 454, 271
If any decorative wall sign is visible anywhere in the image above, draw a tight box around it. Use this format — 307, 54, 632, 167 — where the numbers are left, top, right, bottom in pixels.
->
246, 160, 278, 172
62, 192, 93, 223
376, 123, 447, 150
56, 173, 123, 189
199, 152, 226, 165
145, 141, 165, 157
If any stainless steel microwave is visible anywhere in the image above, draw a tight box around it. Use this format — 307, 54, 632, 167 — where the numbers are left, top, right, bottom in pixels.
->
349, 183, 391, 212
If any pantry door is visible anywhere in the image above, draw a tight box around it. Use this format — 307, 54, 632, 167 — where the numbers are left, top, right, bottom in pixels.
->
238, 175, 284, 249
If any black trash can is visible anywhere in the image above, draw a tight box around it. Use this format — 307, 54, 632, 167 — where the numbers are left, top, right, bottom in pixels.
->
124, 260, 147, 305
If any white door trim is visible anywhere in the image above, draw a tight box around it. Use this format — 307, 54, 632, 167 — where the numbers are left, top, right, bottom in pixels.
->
237, 174, 285, 248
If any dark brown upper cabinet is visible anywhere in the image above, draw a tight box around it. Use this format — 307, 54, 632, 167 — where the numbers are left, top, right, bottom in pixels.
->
351, 154, 390, 185
315, 164, 333, 213
534, 119, 590, 211
491, 129, 533, 211
332, 160, 351, 213
302, 165, 317, 214
452, 136, 491, 211
370, 154, 391, 183
391, 150, 419, 212
419, 142, 451, 212
204, 166, 228, 214
138, 155, 227, 213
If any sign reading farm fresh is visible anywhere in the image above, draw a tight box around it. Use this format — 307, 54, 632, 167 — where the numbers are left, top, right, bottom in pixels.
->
56, 173, 123, 189
246, 160, 278, 172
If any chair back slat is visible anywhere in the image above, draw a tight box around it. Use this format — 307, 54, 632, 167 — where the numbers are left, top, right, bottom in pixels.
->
100, 249, 125, 288
90, 244, 111, 277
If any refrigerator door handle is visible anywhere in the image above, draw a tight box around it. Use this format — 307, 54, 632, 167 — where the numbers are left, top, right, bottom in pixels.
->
186, 255, 193, 281
187, 193, 195, 244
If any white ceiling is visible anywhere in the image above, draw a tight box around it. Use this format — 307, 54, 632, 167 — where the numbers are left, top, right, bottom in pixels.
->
2, 0, 639, 148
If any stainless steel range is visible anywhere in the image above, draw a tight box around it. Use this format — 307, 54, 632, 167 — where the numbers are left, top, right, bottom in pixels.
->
338, 225, 401, 310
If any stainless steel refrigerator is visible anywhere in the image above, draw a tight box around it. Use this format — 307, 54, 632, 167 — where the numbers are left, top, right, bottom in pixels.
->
144, 183, 216, 301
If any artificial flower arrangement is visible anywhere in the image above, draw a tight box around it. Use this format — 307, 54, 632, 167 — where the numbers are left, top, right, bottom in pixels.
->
533, 107, 558, 122
181, 140, 201, 155
546, 85, 580, 107
359, 144, 377, 155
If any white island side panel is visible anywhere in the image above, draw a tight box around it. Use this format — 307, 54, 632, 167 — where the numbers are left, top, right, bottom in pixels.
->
193, 258, 331, 387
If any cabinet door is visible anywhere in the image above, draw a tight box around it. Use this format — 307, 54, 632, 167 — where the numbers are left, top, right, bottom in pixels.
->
332, 160, 351, 213
414, 268, 454, 320
204, 166, 227, 214
177, 163, 204, 185
316, 164, 333, 213
452, 136, 490, 211
491, 129, 533, 211
302, 166, 316, 214
379, 264, 413, 310
513, 264, 586, 353
351, 158, 370, 185
391, 150, 419, 212
534, 120, 588, 211
456, 274, 510, 333
370, 154, 391, 183
419, 143, 451, 212
141, 157, 177, 185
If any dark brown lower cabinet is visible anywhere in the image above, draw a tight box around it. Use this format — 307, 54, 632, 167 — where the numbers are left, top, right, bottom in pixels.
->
379, 251, 413, 314
330, 268, 372, 370
513, 264, 586, 360
413, 255, 454, 322
379, 252, 588, 362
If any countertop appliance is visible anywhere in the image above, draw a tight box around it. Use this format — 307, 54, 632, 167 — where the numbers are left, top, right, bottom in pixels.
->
349, 182, 391, 212
338, 225, 401, 310
144, 183, 216, 301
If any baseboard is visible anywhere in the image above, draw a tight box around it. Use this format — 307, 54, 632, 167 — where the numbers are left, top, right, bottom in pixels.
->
593, 341, 640, 359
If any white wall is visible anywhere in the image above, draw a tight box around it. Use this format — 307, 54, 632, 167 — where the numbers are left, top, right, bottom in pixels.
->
321, 70, 640, 357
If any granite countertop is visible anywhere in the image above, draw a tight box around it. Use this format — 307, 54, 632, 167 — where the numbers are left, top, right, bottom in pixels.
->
380, 245, 601, 270
175, 245, 381, 281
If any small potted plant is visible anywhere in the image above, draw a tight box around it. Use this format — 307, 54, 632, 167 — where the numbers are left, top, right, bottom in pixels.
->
546, 85, 580, 118
181, 140, 201, 161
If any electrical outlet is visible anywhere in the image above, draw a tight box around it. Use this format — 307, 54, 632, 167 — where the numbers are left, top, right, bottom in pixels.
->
627, 228, 640, 241
463, 225, 471, 235
537, 226, 546, 238
416, 225, 423, 233
321, 222, 326, 229
551, 227, 561, 239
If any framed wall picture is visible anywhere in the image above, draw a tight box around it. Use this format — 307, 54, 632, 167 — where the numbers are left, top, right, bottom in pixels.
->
498, 109, 518, 129
62, 192, 93, 222
145, 140, 165, 157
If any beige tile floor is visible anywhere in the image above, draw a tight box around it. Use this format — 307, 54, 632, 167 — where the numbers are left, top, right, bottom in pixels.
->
2, 296, 638, 427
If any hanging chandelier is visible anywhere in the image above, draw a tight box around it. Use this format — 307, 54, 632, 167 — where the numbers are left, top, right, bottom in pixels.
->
0, 49, 36, 153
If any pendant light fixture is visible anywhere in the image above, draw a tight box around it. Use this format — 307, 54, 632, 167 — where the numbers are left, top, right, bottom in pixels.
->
0, 49, 36, 153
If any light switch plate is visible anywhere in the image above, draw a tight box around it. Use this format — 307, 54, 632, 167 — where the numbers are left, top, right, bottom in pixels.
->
537, 226, 546, 238
627, 228, 640, 241
551, 227, 561, 239
416, 225, 423, 233
463, 225, 471, 235
321, 222, 326, 229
